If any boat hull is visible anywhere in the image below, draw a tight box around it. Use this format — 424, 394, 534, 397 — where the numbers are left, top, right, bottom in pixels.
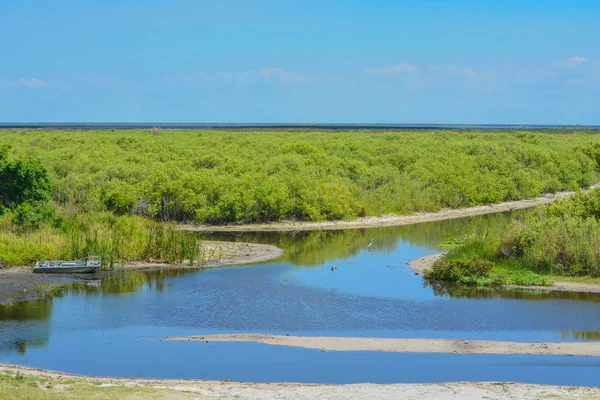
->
33, 266, 100, 274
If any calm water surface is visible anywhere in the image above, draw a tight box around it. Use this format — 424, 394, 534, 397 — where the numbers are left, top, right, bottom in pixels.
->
2, 211, 600, 384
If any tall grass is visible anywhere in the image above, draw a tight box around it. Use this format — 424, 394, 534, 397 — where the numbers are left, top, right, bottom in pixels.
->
437, 188, 600, 280
0, 211, 202, 268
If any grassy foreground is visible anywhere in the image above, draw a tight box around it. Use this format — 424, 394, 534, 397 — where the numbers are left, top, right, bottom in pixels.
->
0, 370, 199, 400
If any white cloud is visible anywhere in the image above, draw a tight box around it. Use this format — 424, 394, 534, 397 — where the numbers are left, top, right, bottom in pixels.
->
364, 63, 417, 74
14, 78, 47, 88
0, 78, 47, 88
430, 65, 475, 77
565, 56, 589, 68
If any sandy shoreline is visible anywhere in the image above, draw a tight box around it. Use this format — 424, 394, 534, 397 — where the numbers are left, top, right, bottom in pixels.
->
182, 184, 600, 232
407, 253, 600, 294
163, 333, 600, 357
406, 253, 447, 275
0, 241, 282, 304
122, 241, 282, 272
2, 364, 600, 400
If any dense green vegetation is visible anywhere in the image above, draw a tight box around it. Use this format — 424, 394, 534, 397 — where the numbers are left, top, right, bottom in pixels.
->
2, 129, 599, 223
427, 188, 600, 286
1, 128, 599, 268
425, 248, 552, 287
0, 145, 201, 268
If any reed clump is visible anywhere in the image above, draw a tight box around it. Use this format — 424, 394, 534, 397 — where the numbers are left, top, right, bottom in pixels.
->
0, 211, 202, 269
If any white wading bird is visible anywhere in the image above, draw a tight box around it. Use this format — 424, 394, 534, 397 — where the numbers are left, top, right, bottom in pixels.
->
367, 239, 374, 250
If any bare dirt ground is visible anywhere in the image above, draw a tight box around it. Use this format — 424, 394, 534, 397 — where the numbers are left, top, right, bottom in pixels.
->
1, 364, 599, 400
0, 267, 90, 304
182, 184, 600, 233
163, 333, 600, 357
407, 253, 600, 294
0, 241, 282, 303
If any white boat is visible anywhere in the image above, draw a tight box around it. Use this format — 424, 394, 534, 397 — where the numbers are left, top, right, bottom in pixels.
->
33, 257, 101, 274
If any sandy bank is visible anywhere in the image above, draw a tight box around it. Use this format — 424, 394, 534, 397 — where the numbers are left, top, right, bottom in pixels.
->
182, 184, 600, 232
2, 364, 600, 400
407, 253, 600, 294
407, 253, 447, 275
0, 241, 282, 303
123, 241, 282, 272
163, 333, 600, 357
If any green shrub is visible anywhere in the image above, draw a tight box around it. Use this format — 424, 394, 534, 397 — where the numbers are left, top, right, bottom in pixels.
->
100, 181, 137, 216
425, 258, 494, 284
0, 146, 50, 209
11, 202, 57, 228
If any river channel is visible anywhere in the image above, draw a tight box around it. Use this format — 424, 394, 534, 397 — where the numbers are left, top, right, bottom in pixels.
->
2, 211, 600, 385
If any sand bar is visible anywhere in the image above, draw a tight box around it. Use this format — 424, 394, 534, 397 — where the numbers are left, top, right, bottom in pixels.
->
162, 333, 600, 357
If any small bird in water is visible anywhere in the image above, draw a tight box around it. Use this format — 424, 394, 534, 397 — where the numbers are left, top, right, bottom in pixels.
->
283, 279, 288, 282
367, 239, 374, 250
330, 266, 337, 271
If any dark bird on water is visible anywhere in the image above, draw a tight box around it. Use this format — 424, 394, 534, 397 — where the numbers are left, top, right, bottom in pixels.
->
330, 266, 338, 271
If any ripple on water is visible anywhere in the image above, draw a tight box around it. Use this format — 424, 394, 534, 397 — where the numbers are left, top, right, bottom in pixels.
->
2, 211, 600, 382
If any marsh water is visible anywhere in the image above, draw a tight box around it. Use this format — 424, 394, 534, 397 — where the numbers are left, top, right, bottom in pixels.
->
2, 211, 600, 385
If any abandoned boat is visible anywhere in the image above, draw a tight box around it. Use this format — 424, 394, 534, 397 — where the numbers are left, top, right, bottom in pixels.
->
33, 257, 101, 273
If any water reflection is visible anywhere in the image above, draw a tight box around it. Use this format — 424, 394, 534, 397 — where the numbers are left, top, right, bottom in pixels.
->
3, 208, 600, 377
205, 210, 526, 266
562, 331, 600, 341
0, 299, 53, 355
427, 282, 600, 302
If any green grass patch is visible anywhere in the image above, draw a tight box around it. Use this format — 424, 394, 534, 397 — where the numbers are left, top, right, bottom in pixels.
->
425, 238, 553, 287
0, 371, 200, 400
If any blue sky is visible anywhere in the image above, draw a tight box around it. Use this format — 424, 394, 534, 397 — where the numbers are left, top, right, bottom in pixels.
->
0, 0, 598, 124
